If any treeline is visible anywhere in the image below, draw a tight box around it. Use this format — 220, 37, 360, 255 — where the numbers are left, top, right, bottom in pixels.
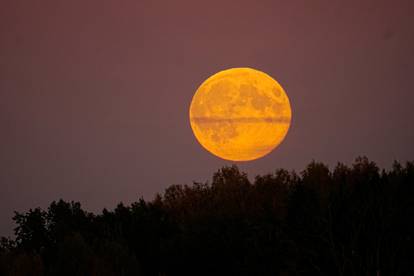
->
0, 157, 413, 275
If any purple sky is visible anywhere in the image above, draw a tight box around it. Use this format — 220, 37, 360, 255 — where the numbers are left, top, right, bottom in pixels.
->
1, 0, 413, 236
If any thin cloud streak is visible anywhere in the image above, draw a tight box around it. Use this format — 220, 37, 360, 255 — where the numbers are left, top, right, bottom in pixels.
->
191, 117, 291, 124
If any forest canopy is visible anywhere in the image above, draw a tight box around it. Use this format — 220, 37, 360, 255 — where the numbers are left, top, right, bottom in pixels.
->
1, 157, 413, 276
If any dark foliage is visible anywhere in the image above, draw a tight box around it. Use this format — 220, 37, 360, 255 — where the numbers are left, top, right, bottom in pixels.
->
1, 157, 413, 275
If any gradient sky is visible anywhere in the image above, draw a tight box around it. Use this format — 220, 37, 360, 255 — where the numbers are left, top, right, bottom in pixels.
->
1, 0, 413, 236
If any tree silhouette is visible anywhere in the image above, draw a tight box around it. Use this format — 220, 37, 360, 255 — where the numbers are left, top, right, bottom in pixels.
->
0, 157, 413, 275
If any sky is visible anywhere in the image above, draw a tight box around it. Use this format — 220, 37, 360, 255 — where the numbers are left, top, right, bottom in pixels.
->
1, 0, 413, 236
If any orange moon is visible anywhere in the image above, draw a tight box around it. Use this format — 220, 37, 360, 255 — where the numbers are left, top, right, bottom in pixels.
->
189, 68, 292, 161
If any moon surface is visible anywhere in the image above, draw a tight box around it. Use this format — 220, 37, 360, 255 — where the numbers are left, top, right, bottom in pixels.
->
189, 67, 292, 161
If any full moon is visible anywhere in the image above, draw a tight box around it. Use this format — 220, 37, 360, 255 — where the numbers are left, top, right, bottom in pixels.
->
189, 67, 292, 161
